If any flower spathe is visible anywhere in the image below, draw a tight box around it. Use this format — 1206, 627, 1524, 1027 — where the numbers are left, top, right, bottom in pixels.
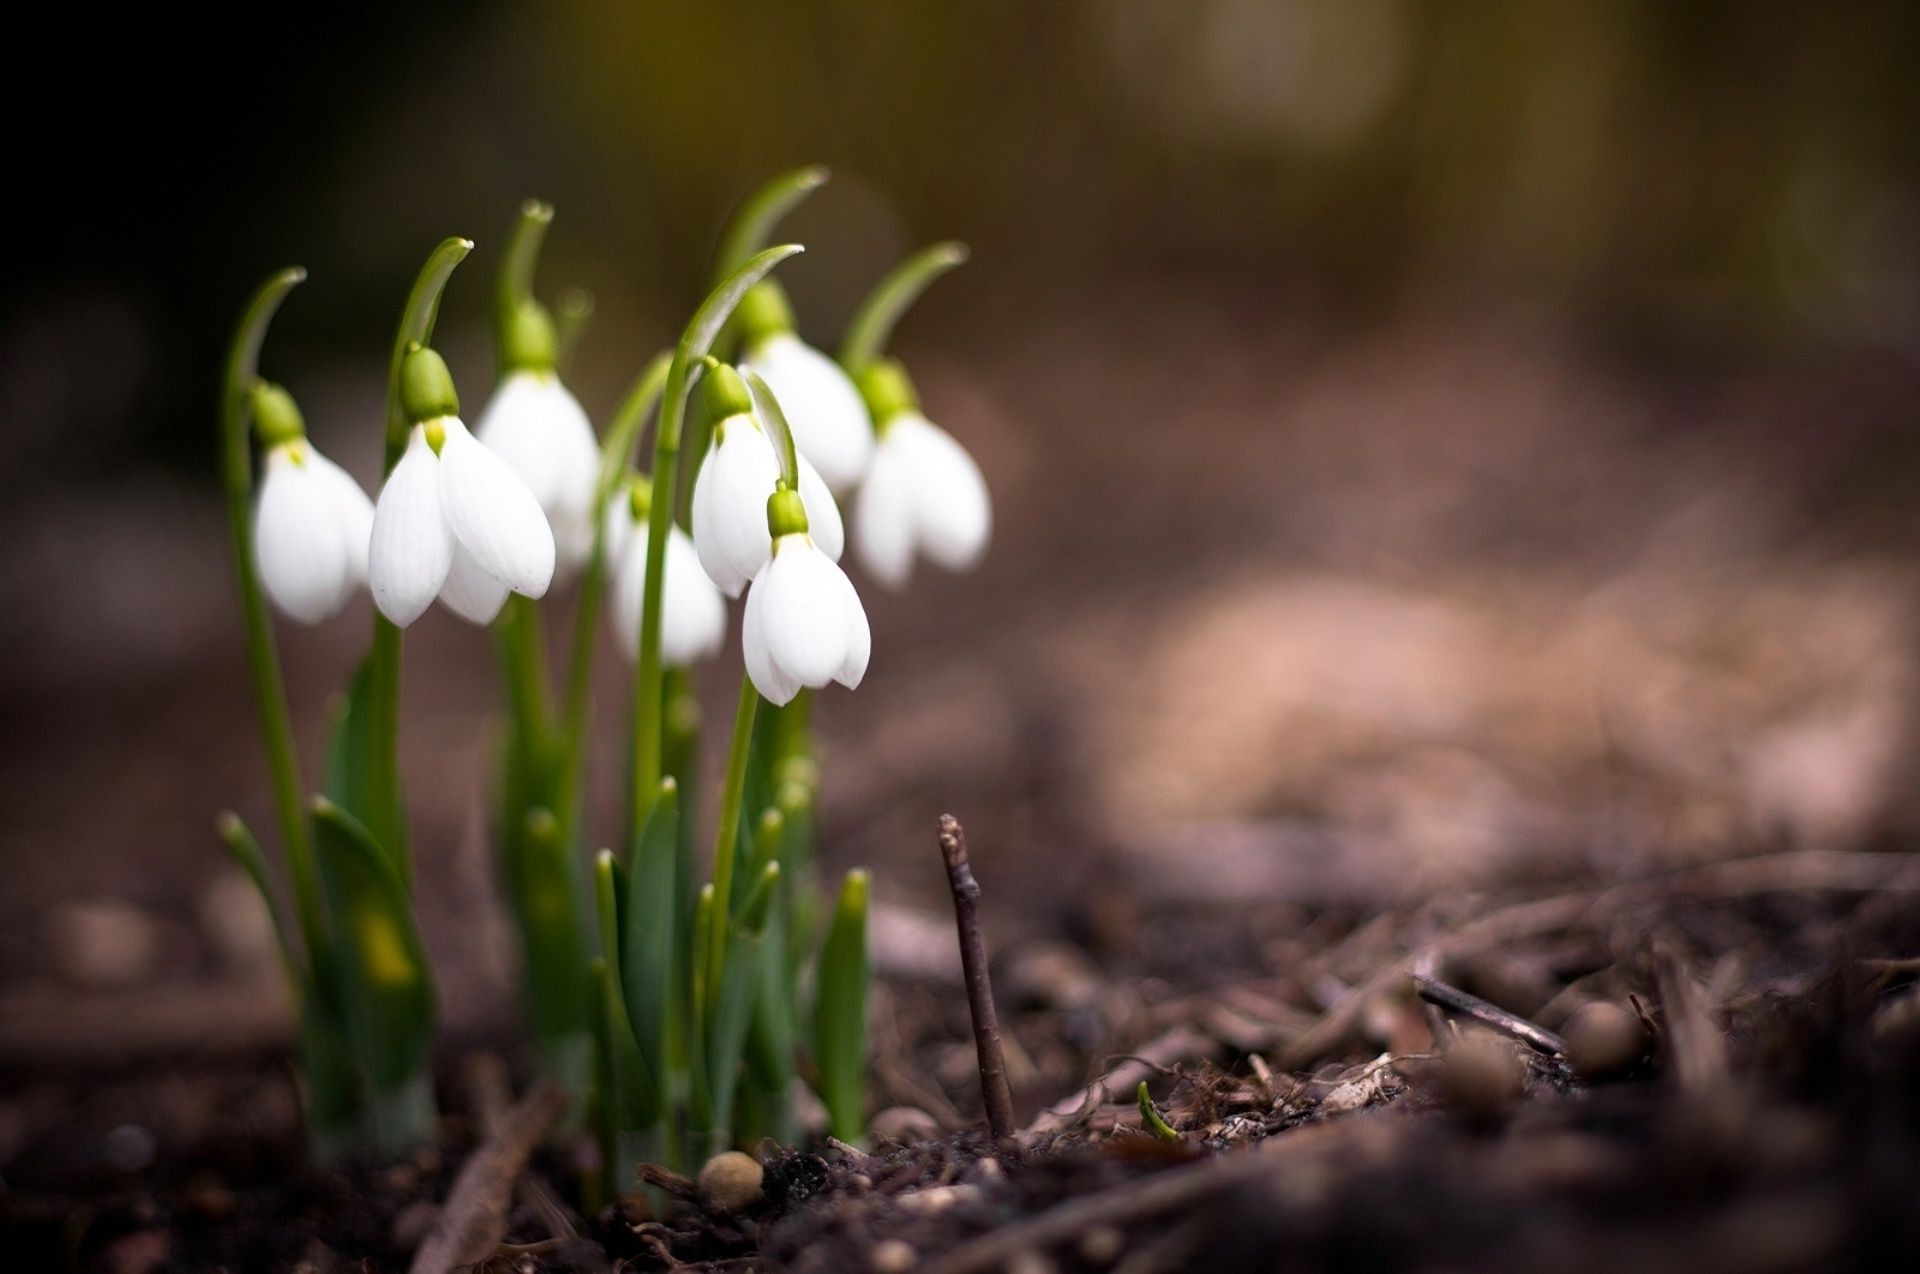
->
853, 411, 992, 589
254, 438, 376, 624
741, 333, 874, 494
742, 532, 871, 706
604, 497, 726, 667
691, 412, 844, 598
475, 370, 601, 575
369, 416, 556, 627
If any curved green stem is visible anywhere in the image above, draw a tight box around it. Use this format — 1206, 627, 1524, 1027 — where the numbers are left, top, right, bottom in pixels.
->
838, 241, 969, 376
495, 199, 553, 355
220, 267, 328, 973
741, 369, 799, 490
631, 245, 803, 831
551, 351, 673, 846
711, 166, 827, 286
555, 288, 595, 378
370, 237, 474, 871
705, 678, 760, 1014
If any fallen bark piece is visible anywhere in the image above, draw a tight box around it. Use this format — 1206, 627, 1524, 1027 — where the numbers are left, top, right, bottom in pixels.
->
408, 1078, 568, 1274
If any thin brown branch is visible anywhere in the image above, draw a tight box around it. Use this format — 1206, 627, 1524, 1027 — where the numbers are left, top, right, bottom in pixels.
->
939, 813, 1017, 1141
409, 1078, 569, 1274
1413, 973, 1568, 1056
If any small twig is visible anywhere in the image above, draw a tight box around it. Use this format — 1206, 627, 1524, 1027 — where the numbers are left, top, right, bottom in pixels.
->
410, 1078, 569, 1274
1413, 973, 1568, 1056
938, 814, 1016, 1141
1022, 1025, 1212, 1143
1653, 940, 1729, 1094
463, 1054, 578, 1241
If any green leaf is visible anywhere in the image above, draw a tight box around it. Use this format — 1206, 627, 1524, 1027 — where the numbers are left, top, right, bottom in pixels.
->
311, 799, 434, 1097
383, 236, 474, 470
707, 864, 779, 1140
1137, 1081, 1180, 1141
215, 811, 302, 991
742, 367, 800, 489
812, 869, 870, 1145
620, 779, 681, 1096
509, 807, 590, 1072
593, 850, 657, 1125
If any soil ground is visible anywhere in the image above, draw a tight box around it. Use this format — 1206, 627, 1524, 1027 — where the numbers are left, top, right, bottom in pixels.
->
4, 289, 1920, 1270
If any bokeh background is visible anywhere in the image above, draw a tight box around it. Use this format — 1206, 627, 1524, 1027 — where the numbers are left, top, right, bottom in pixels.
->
5, 0, 1920, 1143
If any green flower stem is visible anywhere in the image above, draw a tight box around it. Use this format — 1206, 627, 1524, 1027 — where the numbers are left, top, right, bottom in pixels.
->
551, 351, 673, 846
495, 199, 553, 356
554, 288, 595, 378
705, 678, 760, 1012
631, 246, 803, 831
220, 267, 328, 971
496, 596, 551, 759
838, 241, 969, 376
369, 238, 473, 874
711, 166, 827, 286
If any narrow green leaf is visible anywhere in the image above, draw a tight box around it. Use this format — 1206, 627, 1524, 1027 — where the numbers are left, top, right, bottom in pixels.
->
621, 779, 681, 1095
510, 807, 590, 1077
1137, 1081, 1180, 1141
215, 811, 303, 992
311, 800, 435, 1097
812, 869, 870, 1145
593, 850, 657, 1124
707, 864, 779, 1142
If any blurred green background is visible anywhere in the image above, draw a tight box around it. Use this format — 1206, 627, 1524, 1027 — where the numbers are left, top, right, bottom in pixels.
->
7, 0, 1918, 487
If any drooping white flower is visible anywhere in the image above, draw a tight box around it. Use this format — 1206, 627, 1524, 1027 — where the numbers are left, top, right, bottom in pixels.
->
603, 493, 726, 667
475, 370, 601, 575
742, 528, 870, 707
853, 411, 991, 589
369, 347, 556, 627
740, 331, 873, 494
691, 411, 843, 598
253, 437, 375, 625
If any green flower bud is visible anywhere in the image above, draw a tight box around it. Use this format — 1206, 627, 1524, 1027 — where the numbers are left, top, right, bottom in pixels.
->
399, 345, 460, 425
249, 380, 306, 448
735, 280, 796, 348
767, 485, 810, 539
856, 358, 919, 430
626, 472, 653, 521
501, 299, 558, 374
700, 361, 755, 422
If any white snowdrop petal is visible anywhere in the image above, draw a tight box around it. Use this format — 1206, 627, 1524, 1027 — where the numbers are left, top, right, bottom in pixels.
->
742, 567, 802, 705
851, 434, 919, 589
305, 446, 376, 588
832, 562, 871, 689
437, 417, 557, 599
691, 419, 779, 598
255, 447, 353, 624
369, 427, 456, 627
743, 334, 874, 493
438, 542, 511, 625
796, 454, 845, 562
474, 372, 567, 510
758, 538, 856, 686
661, 526, 728, 665
902, 414, 992, 572
608, 524, 647, 661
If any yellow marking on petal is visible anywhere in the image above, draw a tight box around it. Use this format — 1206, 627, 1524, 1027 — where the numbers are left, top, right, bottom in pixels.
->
357, 906, 417, 989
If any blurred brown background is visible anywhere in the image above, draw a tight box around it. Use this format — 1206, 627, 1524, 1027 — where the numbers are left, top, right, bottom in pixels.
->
4, 0, 1920, 1092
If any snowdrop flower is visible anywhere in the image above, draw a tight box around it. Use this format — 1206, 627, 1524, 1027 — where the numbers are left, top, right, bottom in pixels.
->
369, 345, 556, 627
690, 363, 843, 598
474, 303, 601, 575
736, 282, 872, 493
249, 381, 375, 624
851, 359, 991, 589
742, 487, 870, 706
603, 478, 726, 666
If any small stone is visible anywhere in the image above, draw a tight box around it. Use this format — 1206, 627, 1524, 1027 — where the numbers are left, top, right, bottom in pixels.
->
871, 1239, 918, 1273
1443, 1028, 1525, 1117
1564, 1001, 1647, 1079
698, 1150, 764, 1213
870, 1105, 941, 1145
390, 1199, 439, 1251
